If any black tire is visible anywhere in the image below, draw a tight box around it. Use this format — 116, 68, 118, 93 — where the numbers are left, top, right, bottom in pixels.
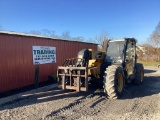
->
132, 63, 144, 85
104, 65, 125, 99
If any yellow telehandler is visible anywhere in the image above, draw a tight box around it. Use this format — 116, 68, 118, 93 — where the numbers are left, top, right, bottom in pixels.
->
57, 38, 144, 99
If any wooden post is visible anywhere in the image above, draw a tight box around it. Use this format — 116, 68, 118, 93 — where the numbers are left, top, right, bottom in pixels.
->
85, 67, 88, 91
34, 64, 39, 88
62, 75, 66, 90
77, 76, 80, 92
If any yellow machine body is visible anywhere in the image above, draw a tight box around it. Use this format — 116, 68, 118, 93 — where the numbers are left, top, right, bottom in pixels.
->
87, 49, 105, 78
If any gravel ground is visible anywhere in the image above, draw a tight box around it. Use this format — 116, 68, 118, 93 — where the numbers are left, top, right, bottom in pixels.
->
0, 66, 160, 120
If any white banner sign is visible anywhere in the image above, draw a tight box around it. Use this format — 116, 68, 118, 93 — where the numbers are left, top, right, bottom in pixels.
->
32, 46, 56, 64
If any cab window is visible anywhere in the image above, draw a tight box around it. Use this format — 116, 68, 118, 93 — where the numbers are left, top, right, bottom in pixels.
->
126, 41, 135, 60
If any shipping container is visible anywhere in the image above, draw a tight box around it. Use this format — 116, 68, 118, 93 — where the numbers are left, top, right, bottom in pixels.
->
0, 31, 97, 92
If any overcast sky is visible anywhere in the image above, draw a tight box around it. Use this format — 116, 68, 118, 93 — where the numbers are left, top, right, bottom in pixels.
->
0, 0, 160, 43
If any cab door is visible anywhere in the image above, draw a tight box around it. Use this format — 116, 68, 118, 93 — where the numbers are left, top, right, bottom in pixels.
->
125, 40, 135, 76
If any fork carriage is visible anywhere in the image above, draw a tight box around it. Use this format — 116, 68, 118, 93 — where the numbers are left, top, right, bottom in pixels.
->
57, 58, 90, 92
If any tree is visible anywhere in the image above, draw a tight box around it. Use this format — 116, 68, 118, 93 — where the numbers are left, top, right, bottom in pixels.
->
95, 30, 108, 46
148, 21, 160, 47
146, 21, 160, 61
87, 30, 108, 50
29, 30, 41, 35
41, 29, 55, 37
29, 29, 55, 38
28, 29, 85, 41
61, 31, 71, 40
72, 36, 84, 41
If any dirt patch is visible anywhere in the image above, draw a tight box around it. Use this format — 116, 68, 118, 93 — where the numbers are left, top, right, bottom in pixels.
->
0, 66, 160, 120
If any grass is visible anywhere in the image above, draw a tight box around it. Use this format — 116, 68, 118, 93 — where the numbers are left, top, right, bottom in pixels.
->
138, 61, 159, 66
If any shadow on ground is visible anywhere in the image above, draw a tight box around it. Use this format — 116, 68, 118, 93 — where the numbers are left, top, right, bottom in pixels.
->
0, 70, 160, 111
122, 75, 160, 99
0, 84, 105, 111
0, 80, 55, 99
144, 69, 157, 74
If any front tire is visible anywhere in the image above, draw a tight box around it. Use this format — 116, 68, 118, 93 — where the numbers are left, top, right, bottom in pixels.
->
104, 65, 125, 99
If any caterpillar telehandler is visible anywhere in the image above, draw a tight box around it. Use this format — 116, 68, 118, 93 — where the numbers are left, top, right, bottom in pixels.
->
57, 38, 144, 99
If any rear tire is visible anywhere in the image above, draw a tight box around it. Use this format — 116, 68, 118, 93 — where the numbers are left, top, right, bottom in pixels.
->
132, 63, 144, 85
104, 65, 124, 99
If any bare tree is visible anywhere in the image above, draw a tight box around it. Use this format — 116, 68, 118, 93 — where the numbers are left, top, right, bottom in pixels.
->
29, 30, 41, 35
41, 29, 55, 37
87, 37, 95, 43
148, 21, 160, 47
29, 29, 55, 38
87, 30, 108, 50
87, 30, 108, 44
95, 30, 108, 46
156, 21, 160, 34
61, 31, 71, 40
28, 29, 85, 41
146, 21, 160, 61
53, 35, 60, 39
72, 36, 84, 41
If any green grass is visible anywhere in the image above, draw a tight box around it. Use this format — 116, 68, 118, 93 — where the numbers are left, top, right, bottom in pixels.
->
138, 61, 159, 66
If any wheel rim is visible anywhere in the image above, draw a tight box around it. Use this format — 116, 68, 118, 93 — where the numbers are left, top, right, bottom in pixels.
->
117, 73, 123, 92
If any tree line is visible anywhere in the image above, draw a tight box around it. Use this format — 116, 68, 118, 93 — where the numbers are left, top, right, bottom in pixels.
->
1, 20, 160, 62
22, 21, 160, 62
27, 29, 108, 50
139, 21, 160, 62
